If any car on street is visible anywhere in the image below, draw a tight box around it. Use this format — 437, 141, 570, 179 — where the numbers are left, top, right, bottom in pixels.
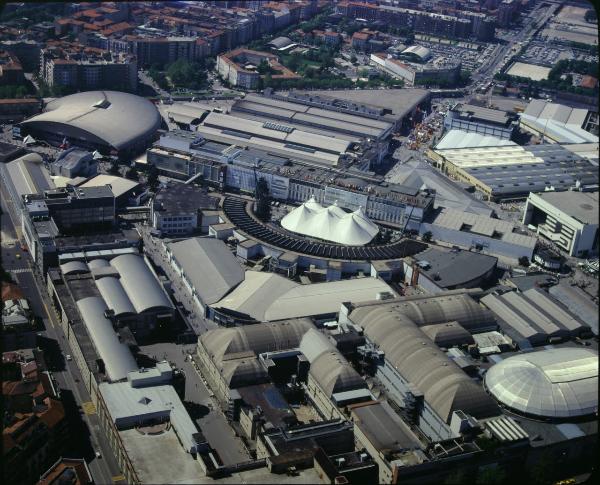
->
66, 354, 72, 361
95, 451, 102, 458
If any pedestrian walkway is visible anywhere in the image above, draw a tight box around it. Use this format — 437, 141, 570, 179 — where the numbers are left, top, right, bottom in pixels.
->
9, 268, 31, 274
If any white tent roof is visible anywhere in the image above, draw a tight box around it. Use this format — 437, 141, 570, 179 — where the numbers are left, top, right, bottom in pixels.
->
281, 197, 379, 245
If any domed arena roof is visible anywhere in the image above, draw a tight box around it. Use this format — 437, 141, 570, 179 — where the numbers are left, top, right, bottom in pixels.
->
484, 347, 598, 420
20, 91, 161, 152
281, 197, 379, 245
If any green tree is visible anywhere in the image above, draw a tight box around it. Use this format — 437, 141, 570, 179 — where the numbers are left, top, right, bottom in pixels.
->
444, 469, 468, 484
422, 231, 433, 242
476, 466, 507, 484
518, 256, 530, 267
255, 177, 271, 222
528, 451, 556, 485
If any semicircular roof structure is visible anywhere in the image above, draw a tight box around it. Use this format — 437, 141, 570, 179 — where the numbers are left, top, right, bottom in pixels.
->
95, 276, 136, 316
110, 254, 173, 313
76, 297, 138, 382
200, 319, 313, 365
60, 261, 88, 275
20, 91, 161, 151
281, 197, 379, 245
484, 348, 598, 420
350, 300, 500, 422
300, 329, 366, 397
88, 258, 110, 270
402, 45, 431, 61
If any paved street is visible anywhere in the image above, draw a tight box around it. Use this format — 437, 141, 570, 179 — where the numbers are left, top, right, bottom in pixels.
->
138, 342, 250, 465
1, 184, 126, 485
137, 223, 218, 335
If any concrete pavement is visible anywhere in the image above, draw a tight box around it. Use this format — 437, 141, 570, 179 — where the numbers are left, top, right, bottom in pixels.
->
138, 342, 250, 465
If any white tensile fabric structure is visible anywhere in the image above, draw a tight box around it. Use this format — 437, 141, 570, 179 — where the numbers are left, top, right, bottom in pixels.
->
281, 197, 379, 245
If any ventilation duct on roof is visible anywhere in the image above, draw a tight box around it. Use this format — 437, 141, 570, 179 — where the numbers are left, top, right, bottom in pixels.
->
93, 99, 111, 109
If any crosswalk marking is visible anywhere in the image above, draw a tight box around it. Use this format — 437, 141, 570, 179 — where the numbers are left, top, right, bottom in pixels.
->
9, 268, 31, 274
82, 401, 96, 415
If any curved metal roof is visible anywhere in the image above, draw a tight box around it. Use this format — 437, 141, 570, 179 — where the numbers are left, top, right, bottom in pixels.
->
95, 276, 136, 316
485, 348, 598, 420
386, 293, 496, 332
223, 359, 270, 389
300, 329, 366, 397
200, 319, 313, 366
76, 297, 138, 382
421, 321, 475, 348
350, 302, 499, 422
402, 45, 431, 61
60, 260, 88, 275
110, 254, 173, 313
267, 36, 293, 49
88, 258, 110, 269
21, 91, 161, 151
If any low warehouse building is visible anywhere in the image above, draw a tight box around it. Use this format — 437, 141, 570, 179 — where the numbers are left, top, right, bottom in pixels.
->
419, 207, 536, 262
436, 144, 599, 201
211, 272, 397, 324
404, 247, 497, 292
342, 290, 500, 442
480, 288, 590, 347
79, 174, 142, 207
350, 400, 425, 484
166, 238, 245, 315
519, 99, 598, 144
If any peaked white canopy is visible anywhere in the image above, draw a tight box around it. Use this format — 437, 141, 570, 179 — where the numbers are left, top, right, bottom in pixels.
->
281, 197, 379, 245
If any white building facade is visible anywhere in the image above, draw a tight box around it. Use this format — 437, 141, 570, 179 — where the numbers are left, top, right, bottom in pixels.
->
522, 192, 599, 257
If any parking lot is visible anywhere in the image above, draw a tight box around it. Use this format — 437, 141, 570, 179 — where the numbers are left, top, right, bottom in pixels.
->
519, 41, 598, 67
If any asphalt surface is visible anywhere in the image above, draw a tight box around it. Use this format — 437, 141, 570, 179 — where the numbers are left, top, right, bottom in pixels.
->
1, 185, 126, 485
138, 342, 250, 466
138, 223, 218, 335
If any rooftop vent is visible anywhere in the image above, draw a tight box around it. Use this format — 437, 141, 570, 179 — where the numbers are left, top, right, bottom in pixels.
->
93, 99, 111, 109
139, 396, 152, 405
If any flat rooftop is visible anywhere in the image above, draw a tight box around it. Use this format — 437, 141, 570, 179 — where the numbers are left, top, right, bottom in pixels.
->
119, 427, 205, 484
351, 401, 423, 453
450, 103, 516, 128
153, 183, 219, 214
237, 383, 296, 429
413, 247, 497, 289
286, 88, 430, 122
533, 191, 599, 225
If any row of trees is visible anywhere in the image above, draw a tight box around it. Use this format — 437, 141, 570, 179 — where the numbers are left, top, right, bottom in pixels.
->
0, 85, 30, 99
148, 58, 213, 91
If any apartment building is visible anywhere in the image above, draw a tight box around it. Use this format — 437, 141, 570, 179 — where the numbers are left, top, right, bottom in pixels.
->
40, 43, 137, 92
